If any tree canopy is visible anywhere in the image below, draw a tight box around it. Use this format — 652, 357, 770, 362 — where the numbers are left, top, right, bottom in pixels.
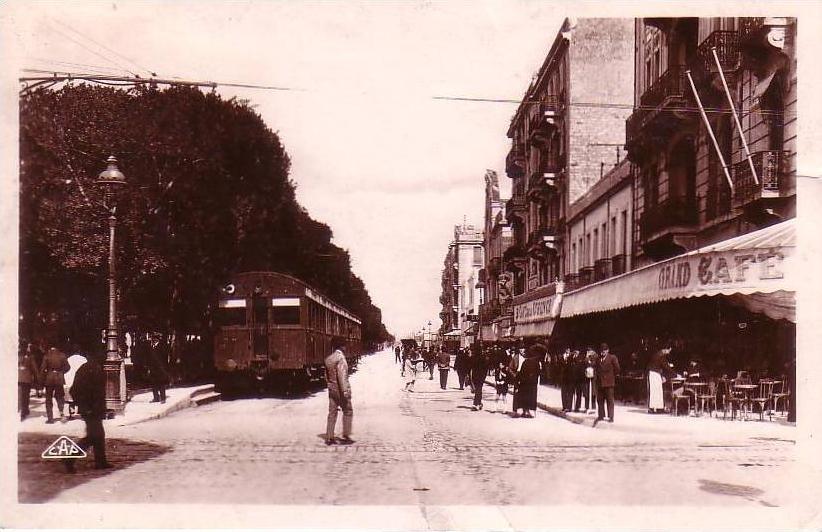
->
20, 83, 392, 355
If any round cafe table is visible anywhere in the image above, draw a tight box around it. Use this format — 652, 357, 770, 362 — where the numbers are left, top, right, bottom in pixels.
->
733, 384, 758, 420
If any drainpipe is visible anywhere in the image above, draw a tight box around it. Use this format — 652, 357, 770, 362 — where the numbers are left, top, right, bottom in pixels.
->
685, 69, 735, 193
711, 47, 759, 185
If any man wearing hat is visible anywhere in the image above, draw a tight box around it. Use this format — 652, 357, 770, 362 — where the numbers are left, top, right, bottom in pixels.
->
596, 343, 620, 423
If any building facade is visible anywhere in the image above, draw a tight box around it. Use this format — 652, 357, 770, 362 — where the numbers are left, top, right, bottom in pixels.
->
625, 17, 796, 266
478, 170, 514, 342
501, 17, 634, 340
439, 223, 484, 348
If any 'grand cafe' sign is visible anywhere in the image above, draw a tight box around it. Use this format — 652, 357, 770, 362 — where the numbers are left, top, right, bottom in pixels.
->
656, 248, 787, 294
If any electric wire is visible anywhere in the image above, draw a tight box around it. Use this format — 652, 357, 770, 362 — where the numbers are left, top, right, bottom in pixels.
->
43, 22, 137, 76
51, 18, 156, 77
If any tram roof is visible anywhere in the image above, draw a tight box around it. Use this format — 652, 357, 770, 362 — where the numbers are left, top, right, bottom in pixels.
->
224, 271, 362, 325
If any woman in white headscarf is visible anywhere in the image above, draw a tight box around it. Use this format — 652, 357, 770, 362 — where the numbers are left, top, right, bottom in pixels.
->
404, 349, 420, 392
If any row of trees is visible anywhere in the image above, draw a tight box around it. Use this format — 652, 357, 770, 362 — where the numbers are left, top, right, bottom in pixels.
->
20, 83, 392, 359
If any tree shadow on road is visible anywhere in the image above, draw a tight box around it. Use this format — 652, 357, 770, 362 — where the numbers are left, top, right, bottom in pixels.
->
18, 432, 171, 503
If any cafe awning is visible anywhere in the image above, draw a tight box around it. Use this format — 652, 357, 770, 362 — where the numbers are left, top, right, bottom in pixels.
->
561, 219, 796, 322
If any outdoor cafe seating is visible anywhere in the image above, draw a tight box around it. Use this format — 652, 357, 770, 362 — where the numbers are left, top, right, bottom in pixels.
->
666, 372, 789, 422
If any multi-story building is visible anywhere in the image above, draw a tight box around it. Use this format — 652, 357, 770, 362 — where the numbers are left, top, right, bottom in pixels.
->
564, 158, 634, 290
438, 223, 484, 348
478, 170, 514, 342
502, 17, 634, 341
625, 17, 796, 265
556, 17, 796, 418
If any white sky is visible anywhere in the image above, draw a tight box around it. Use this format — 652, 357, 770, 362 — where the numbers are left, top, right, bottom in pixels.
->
5, 1, 822, 339
6, 1, 570, 337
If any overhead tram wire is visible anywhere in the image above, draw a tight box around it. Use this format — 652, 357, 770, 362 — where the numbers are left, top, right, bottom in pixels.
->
51, 18, 156, 77
43, 22, 137, 77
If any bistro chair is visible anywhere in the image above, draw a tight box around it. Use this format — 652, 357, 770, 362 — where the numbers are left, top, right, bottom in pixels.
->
670, 380, 691, 416
771, 377, 791, 416
728, 378, 754, 420
697, 380, 718, 417
716, 378, 733, 419
752, 380, 775, 421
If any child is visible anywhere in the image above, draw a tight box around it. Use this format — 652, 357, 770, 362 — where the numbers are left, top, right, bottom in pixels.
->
494, 362, 510, 413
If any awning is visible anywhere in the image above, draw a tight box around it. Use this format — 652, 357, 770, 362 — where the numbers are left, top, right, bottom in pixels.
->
443, 329, 462, 338
561, 219, 796, 321
513, 284, 563, 338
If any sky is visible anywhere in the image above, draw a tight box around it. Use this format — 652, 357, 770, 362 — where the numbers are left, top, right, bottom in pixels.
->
5, 1, 571, 337
6, 1, 822, 339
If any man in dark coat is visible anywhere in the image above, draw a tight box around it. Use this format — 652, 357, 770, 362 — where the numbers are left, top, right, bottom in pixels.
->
454, 348, 469, 390
596, 343, 621, 423
470, 347, 487, 411
68, 352, 112, 471
18, 343, 40, 421
40, 346, 70, 423
558, 348, 573, 412
147, 333, 170, 403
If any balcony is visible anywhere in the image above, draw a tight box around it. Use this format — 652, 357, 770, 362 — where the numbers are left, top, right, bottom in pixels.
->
626, 65, 697, 162
733, 151, 783, 205
528, 98, 562, 148
578, 266, 594, 287
527, 155, 563, 201
505, 193, 527, 224
696, 30, 740, 74
593, 258, 613, 282
611, 253, 627, 276
563, 273, 579, 291
505, 143, 526, 179
487, 256, 502, 277
502, 244, 527, 271
526, 226, 559, 259
639, 196, 698, 260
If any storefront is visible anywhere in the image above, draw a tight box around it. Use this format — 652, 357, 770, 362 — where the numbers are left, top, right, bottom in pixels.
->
512, 283, 564, 342
552, 219, 796, 415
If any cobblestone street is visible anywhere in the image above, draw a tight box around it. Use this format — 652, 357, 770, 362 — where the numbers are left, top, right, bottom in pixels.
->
19, 349, 808, 513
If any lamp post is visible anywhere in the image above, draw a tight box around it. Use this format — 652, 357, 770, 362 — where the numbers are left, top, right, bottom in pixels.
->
97, 155, 127, 415
427, 320, 432, 349
475, 280, 486, 354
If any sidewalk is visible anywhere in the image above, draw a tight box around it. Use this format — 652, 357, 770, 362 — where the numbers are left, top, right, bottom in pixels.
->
18, 384, 216, 436
534, 381, 796, 441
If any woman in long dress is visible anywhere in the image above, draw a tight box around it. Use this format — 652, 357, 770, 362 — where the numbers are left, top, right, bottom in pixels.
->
514, 345, 543, 418
404, 350, 419, 392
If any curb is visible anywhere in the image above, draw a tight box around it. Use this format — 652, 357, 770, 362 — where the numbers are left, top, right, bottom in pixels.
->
480, 378, 598, 428
114, 384, 218, 427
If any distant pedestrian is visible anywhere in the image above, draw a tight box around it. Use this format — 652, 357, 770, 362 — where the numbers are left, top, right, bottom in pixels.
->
41, 346, 70, 424
514, 345, 542, 418
436, 348, 451, 390
147, 333, 170, 403
18, 343, 40, 421
572, 349, 588, 412
454, 348, 469, 390
470, 346, 487, 411
647, 344, 671, 414
559, 348, 573, 412
404, 350, 420, 392
324, 337, 353, 445
494, 361, 510, 413
596, 343, 620, 423
67, 351, 112, 471
425, 349, 435, 380
586, 347, 599, 410
394, 345, 401, 364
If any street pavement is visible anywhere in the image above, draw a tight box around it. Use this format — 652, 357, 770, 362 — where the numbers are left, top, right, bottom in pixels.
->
14, 349, 821, 529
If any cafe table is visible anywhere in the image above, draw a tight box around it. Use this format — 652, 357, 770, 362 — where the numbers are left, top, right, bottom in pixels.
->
684, 382, 708, 415
733, 384, 758, 420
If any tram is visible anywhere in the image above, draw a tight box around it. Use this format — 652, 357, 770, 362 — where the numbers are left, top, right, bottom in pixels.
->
213, 271, 362, 390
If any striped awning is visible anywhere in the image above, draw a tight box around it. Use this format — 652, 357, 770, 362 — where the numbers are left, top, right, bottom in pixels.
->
561, 219, 796, 321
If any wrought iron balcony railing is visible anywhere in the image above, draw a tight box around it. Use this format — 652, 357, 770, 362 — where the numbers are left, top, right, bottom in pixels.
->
733, 151, 784, 205
639, 65, 689, 110
505, 143, 526, 179
696, 30, 740, 73
611, 254, 627, 276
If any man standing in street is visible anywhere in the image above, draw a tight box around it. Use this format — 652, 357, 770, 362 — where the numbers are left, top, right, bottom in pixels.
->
67, 351, 112, 471
596, 343, 620, 423
470, 345, 487, 411
147, 333, 170, 403
41, 346, 70, 424
394, 344, 401, 364
324, 337, 353, 446
436, 347, 451, 390
18, 342, 40, 421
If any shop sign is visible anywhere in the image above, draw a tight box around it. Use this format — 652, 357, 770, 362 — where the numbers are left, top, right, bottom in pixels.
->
658, 249, 786, 292
514, 294, 561, 325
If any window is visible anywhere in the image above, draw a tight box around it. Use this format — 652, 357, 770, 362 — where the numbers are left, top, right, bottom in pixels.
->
610, 216, 617, 256
586, 233, 591, 266
579, 237, 584, 269
571, 242, 576, 273
593, 229, 599, 262
621, 210, 628, 255
473, 246, 483, 266
601, 223, 607, 258
271, 306, 300, 325
217, 308, 246, 327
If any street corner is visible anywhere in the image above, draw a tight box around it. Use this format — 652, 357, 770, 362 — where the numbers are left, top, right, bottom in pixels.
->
18, 432, 171, 503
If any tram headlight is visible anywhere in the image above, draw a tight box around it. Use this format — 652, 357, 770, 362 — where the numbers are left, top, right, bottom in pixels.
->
223, 283, 236, 295
225, 358, 237, 371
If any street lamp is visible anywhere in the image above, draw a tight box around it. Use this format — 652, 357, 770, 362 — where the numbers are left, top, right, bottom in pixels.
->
475, 280, 486, 354
97, 155, 127, 415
